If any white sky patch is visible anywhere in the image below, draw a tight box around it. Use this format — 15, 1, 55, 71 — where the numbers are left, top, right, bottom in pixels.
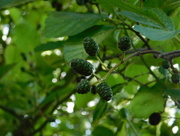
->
54, 49, 61, 56
41, 50, 52, 56
85, 129, 91, 135
55, 119, 61, 124
50, 122, 58, 128
66, 102, 74, 113
87, 100, 96, 107
52, 78, 57, 83
172, 126, 179, 134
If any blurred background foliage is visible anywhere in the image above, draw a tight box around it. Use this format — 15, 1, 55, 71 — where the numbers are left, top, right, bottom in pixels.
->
0, 0, 179, 136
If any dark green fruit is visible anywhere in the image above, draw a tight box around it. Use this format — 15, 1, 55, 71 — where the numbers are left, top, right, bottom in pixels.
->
70, 58, 93, 76
96, 82, 113, 101
149, 113, 161, 126
171, 74, 180, 84
162, 60, 170, 69
83, 37, 99, 56
75, 79, 91, 94
118, 36, 132, 51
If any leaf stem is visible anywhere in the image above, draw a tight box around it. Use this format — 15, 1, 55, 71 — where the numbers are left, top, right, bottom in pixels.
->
96, 55, 109, 71
102, 52, 125, 80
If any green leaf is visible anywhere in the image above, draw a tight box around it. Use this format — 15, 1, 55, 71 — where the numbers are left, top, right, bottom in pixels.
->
133, 25, 180, 41
151, 8, 174, 31
164, 89, 180, 100
43, 12, 107, 38
97, 0, 165, 29
128, 83, 165, 118
119, 11, 162, 29
63, 45, 88, 63
35, 41, 64, 52
119, 8, 174, 30
0, 0, 34, 9
92, 126, 115, 136
93, 99, 108, 124
0, 64, 16, 79
13, 22, 40, 52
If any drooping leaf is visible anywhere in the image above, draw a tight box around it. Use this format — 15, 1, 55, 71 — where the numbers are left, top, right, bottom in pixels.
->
133, 25, 180, 41
128, 83, 165, 118
43, 12, 107, 38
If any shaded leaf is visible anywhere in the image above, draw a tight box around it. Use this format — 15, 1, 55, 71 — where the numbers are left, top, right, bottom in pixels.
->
133, 25, 180, 41
128, 83, 165, 118
92, 126, 115, 136
43, 12, 107, 38
0, 64, 16, 79
35, 41, 64, 52
164, 89, 180, 100
93, 99, 108, 123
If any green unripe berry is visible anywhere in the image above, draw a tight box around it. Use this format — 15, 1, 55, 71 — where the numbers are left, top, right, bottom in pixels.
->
118, 36, 132, 51
96, 82, 113, 101
171, 74, 180, 84
83, 37, 99, 56
70, 58, 93, 76
162, 60, 170, 69
76, 79, 91, 94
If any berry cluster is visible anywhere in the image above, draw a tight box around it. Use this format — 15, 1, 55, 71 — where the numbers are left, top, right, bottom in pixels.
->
70, 36, 132, 101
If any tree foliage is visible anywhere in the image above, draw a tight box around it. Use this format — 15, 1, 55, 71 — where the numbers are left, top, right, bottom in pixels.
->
0, 0, 180, 136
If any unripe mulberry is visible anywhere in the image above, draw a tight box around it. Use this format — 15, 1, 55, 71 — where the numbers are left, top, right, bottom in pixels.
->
76, 79, 91, 94
118, 36, 132, 51
83, 37, 99, 56
70, 58, 93, 76
96, 82, 113, 101
171, 74, 180, 84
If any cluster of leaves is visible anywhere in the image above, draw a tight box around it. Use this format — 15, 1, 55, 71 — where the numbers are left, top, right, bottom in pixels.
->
0, 0, 180, 136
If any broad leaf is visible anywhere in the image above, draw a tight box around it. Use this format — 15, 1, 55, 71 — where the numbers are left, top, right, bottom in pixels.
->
63, 45, 88, 63
119, 8, 174, 30
97, 0, 165, 29
0, 0, 34, 9
44, 12, 107, 38
133, 25, 180, 41
128, 83, 165, 118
